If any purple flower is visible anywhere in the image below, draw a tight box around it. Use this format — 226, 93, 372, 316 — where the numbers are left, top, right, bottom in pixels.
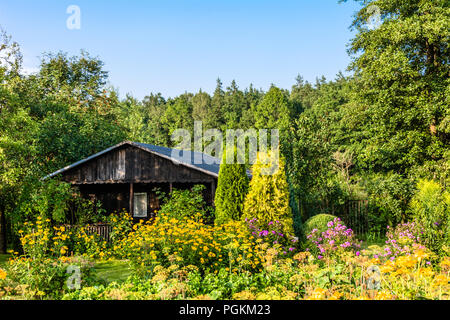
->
356, 251, 360, 256
318, 255, 323, 260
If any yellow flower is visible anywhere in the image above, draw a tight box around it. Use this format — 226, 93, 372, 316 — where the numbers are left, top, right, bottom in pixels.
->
0, 269, 7, 280
416, 267, 434, 278
307, 288, 327, 300
413, 249, 428, 261
433, 274, 448, 287
328, 291, 342, 300
440, 257, 450, 269
374, 290, 393, 300
380, 260, 395, 273
396, 255, 416, 268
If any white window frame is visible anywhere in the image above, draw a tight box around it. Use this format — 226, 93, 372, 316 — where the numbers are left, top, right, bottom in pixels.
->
133, 192, 148, 218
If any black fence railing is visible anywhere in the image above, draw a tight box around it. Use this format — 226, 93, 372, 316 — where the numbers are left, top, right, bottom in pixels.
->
64, 223, 113, 242
302, 199, 370, 235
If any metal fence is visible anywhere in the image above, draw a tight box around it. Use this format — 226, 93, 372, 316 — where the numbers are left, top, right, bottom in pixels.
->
340, 200, 369, 235
303, 199, 370, 235
65, 223, 113, 242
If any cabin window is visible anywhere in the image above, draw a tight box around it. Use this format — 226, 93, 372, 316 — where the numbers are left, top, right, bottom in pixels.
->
133, 193, 148, 218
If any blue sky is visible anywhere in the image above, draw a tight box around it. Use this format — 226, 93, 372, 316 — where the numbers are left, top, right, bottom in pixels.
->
0, 0, 362, 99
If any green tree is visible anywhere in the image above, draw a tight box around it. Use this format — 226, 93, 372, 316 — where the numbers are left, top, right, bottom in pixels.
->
243, 152, 294, 236
209, 78, 226, 129
253, 85, 293, 132
222, 80, 246, 130
162, 93, 194, 147
192, 89, 213, 128
214, 149, 250, 224
344, 0, 449, 181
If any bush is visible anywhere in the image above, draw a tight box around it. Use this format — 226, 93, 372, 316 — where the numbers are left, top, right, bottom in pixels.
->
305, 217, 361, 259
409, 179, 450, 255
245, 218, 298, 256
214, 149, 249, 224
157, 185, 213, 222
19, 214, 111, 260
242, 152, 294, 236
363, 173, 415, 227
0, 256, 98, 299
114, 213, 265, 277
382, 222, 427, 261
303, 214, 338, 236
107, 211, 133, 243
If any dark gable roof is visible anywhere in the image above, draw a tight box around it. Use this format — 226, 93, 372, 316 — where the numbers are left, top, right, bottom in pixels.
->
134, 142, 221, 177
44, 141, 221, 180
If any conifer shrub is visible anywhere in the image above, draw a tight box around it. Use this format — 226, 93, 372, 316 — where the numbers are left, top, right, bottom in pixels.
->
214, 149, 250, 224
242, 151, 294, 236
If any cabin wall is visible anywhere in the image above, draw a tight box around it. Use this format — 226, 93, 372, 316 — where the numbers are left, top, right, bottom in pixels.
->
76, 181, 215, 220
62, 145, 215, 184
60, 145, 217, 219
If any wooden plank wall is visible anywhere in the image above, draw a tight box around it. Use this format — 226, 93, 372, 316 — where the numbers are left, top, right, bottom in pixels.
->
62, 145, 216, 184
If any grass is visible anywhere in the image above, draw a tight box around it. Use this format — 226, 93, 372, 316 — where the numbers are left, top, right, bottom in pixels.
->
94, 259, 132, 284
360, 234, 386, 250
1, 254, 131, 284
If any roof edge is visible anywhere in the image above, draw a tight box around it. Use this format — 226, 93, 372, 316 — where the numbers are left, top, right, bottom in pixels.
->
43, 141, 220, 180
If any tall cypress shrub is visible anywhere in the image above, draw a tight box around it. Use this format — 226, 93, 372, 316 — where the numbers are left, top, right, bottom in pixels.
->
214, 149, 250, 224
242, 151, 294, 235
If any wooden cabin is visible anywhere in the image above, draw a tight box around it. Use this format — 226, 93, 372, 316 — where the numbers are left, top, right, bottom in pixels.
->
44, 141, 220, 220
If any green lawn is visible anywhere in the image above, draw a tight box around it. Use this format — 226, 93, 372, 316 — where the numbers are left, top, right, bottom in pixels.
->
360, 237, 386, 251
1, 255, 131, 283
94, 260, 132, 284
